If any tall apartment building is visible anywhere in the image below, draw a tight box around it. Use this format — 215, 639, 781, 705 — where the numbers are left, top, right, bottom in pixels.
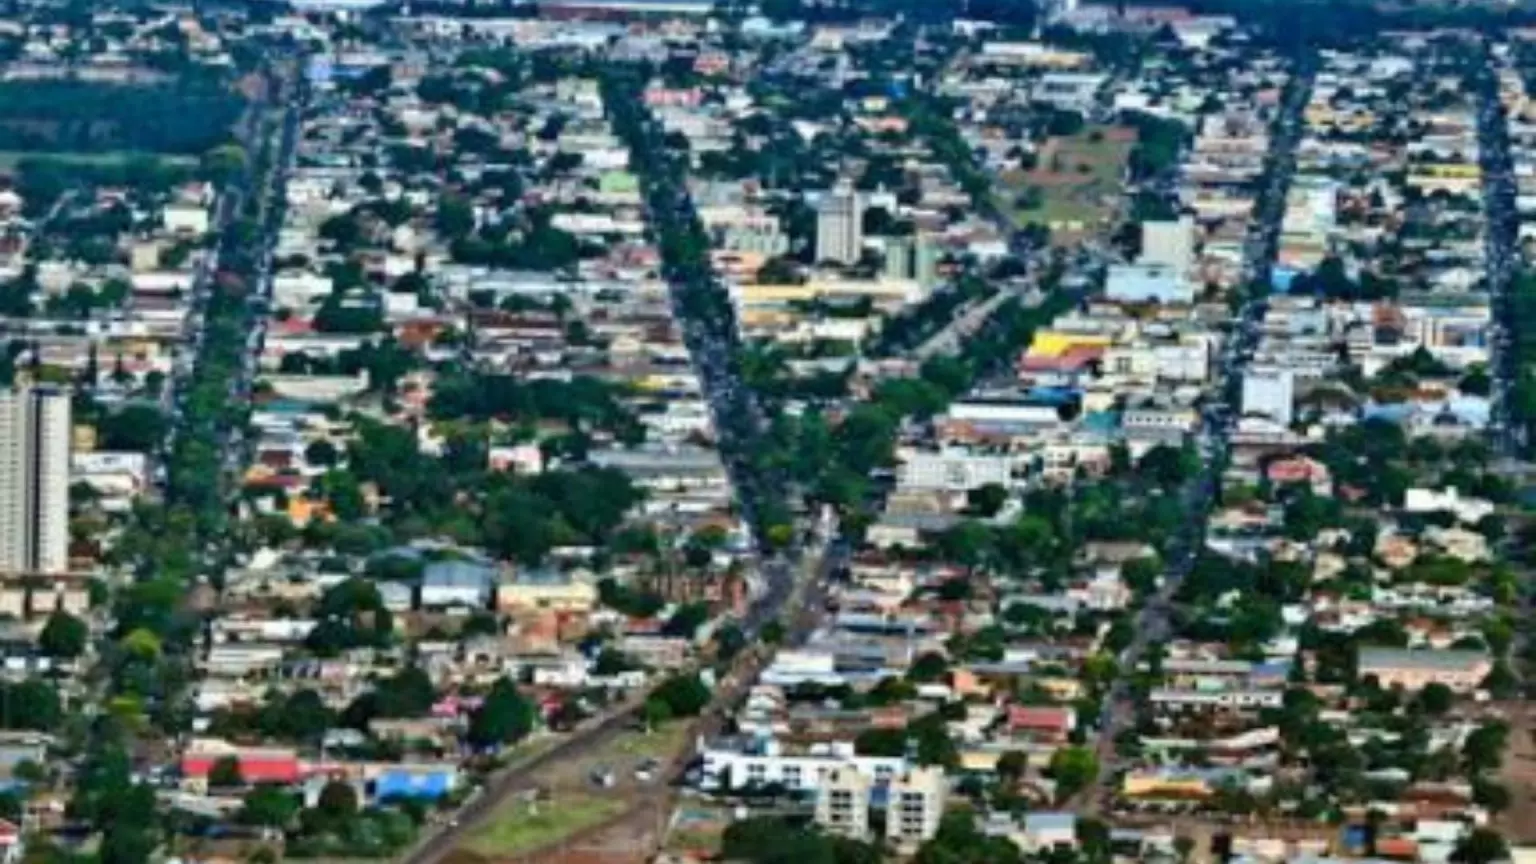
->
1241, 368, 1296, 427
1140, 217, 1195, 274
816, 186, 864, 265
886, 766, 948, 850
0, 387, 71, 575
814, 767, 873, 839
884, 235, 943, 286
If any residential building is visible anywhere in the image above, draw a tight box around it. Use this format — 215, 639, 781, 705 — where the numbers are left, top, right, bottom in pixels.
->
0, 387, 70, 575
886, 766, 947, 850
814, 766, 873, 840
816, 187, 863, 265
1241, 369, 1295, 426
1104, 264, 1193, 305
1141, 218, 1195, 274
1356, 648, 1491, 692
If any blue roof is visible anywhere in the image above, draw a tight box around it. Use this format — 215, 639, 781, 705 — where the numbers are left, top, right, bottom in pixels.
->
421, 559, 496, 590
1079, 411, 1118, 432
1026, 387, 1080, 406
261, 399, 318, 414
1025, 812, 1077, 832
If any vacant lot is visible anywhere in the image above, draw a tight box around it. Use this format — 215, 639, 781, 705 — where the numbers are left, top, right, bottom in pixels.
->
446, 721, 693, 863
465, 794, 627, 859
534, 721, 692, 792
998, 126, 1137, 238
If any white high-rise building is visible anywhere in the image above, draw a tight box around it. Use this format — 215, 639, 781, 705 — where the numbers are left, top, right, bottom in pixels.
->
814, 767, 873, 840
1241, 369, 1295, 427
886, 766, 948, 850
0, 387, 71, 574
816, 186, 864, 265
1141, 218, 1195, 274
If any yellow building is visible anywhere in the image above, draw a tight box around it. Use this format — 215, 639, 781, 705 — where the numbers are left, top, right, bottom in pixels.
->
1121, 773, 1212, 799
497, 572, 598, 613
1025, 330, 1114, 359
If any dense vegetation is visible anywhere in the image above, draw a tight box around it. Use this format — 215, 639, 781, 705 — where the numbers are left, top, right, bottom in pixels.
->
0, 79, 243, 154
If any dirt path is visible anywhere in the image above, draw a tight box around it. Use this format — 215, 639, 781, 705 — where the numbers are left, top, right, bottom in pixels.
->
1496, 704, 1536, 841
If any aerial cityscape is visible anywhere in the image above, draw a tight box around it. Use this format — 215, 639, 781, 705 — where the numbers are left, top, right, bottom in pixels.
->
0, 1, 1534, 864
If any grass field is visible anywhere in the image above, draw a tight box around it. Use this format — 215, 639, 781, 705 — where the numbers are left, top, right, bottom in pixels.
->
592, 722, 691, 763
463, 794, 626, 858
998, 126, 1137, 236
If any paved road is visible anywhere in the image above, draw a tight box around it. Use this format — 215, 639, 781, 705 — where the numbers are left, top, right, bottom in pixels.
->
1075, 57, 1316, 815
396, 73, 834, 864
398, 540, 836, 864
1473, 41, 1521, 460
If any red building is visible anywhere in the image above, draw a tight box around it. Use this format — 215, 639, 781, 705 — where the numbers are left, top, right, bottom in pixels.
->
181, 745, 302, 785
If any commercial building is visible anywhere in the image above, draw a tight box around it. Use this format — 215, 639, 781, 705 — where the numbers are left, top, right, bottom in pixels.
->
816, 187, 864, 265
0, 388, 70, 575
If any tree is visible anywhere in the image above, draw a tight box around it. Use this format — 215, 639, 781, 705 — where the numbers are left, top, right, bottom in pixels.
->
200, 143, 248, 186
914, 810, 1021, 864
1463, 721, 1509, 775
38, 610, 88, 659
643, 696, 673, 730
907, 651, 950, 683
316, 780, 359, 821
435, 193, 476, 239
996, 750, 1028, 783
966, 483, 1008, 518
651, 673, 711, 717
854, 727, 906, 757
715, 623, 746, 662
1452, 828, 1508, 864
263, 689, 333, 744
761, 620, 785, 645
304, 439, 340, 468
240, 785, 299, 828
1047, 746, 1099, 802
1473, 778, 1511, 814
1414, 682, 1455, 716
95, 405, 168, 452
466, 677, 536, 750
720, 816, 876, 864
12, 759, 44, 786
208, 755, 243, 788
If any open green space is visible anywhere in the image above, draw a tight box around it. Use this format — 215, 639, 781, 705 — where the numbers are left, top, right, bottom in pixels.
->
997, 126, 1136, 234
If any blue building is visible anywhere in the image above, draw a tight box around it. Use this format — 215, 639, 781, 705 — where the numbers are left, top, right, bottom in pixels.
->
1104, 264, 1194, 305
373, 766, 459, 801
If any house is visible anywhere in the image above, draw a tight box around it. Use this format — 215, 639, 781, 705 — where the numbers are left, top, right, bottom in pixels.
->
419, 559, 497, 610
163, 201, 211, 235
0, 819, 22, 864
497, 568, 598, 613
1357, 648, 1491, 693
1006, 705, 1077, 740
1022, 812, 1078, 853
1403, 487, 1495, 525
